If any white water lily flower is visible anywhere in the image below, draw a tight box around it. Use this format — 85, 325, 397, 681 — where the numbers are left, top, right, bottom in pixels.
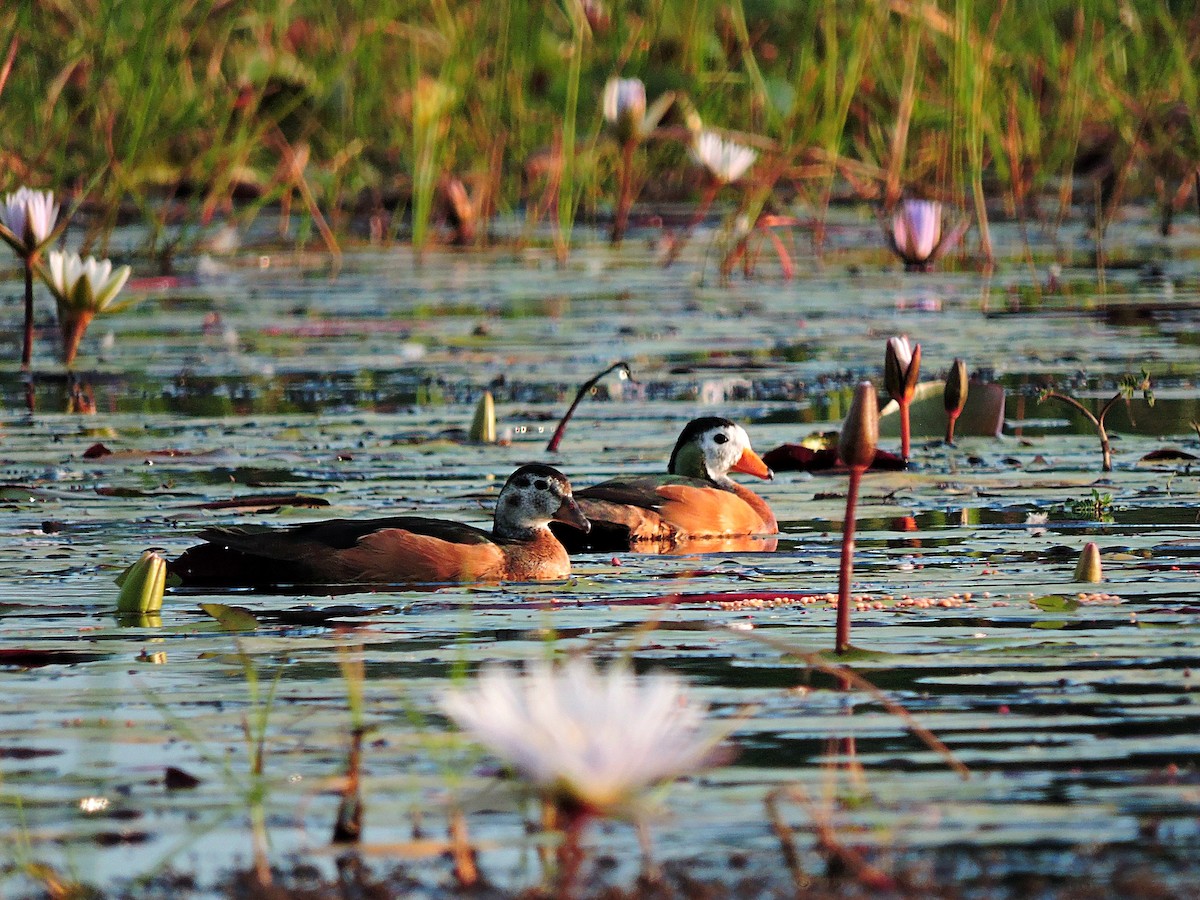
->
46, 250, 131, 312
891, 199, 942, 266
691, 130, 758, 184
441, 657, 718, 814
0, 187, 59, 255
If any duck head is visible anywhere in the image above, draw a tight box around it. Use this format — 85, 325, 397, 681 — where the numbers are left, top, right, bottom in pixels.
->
668, 417, 772, 485
494, 464, 590, 540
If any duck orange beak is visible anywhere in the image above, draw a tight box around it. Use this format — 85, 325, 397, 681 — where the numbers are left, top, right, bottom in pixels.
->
732, 447, 773, 480
553, 495, 591, 533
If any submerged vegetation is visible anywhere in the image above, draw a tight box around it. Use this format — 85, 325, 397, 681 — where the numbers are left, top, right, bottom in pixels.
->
0, 1, 1197, 262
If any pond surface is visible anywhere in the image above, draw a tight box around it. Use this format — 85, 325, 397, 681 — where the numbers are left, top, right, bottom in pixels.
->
2, 211, 1200, 896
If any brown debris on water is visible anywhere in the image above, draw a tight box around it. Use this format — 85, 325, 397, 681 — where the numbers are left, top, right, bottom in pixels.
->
717, 592, 972, 612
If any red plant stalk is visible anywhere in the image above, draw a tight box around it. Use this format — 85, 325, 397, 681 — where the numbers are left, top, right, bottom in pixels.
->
611, 140, 636, 245
21, 256, 34, 370
664, 180, 720, 267
836, 465, 863, 654
546, 361, 632, 452
59, 308, 95, 369
945, 410, 960, 445
899, 400, 911, 460
835, 381, 878, 653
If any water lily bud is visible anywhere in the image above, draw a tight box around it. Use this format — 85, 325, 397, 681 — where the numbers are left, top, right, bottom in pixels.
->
944, 358, 969, 417
838, 381, 879, 470
884, 336, 921, 403
891, 199, 942, 267
470, 390, 497, 443
116, 550, 168, 615
602, 77, 646, 145
1073, 542, 1102, 583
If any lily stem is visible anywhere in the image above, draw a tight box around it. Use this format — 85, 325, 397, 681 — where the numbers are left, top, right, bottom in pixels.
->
554, 807, 590, 900
546, 361, 632, 453
899, 399, 911, 461
611, 139, 636, 245
944, 411, 959, 445
836, 465, 864, 654
21, 255, 34, 369
1040, 390, 1114, 472
664, 180, 720, 267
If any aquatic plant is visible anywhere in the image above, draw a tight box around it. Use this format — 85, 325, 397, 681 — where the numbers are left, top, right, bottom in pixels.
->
884, 335, 920, 461
40, 250, 132, 367
603, 76, 674, 245
886, 199, 967, 271
1039, 369, 1154, 472
1067, 489, 1114, 522
442, 657, 718, 891
0, 187, 60, 370
331, 647, 367, 844
543, 1, 594, 264
546, 361, 632, 452
835, 381, 879, 654
115, 549, 167, 617
691, 130, 758, 187
410, 77, 458, 256
469, 390, 497, 443
664, 129, 759, 267
943, 358, 969, 444
1074, 542, 1103, 582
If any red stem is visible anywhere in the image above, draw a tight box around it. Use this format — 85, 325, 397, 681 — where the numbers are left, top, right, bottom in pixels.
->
21, 256, 34, 370
554, 806, 591, 899
664, 181, 719, 268
836, 466, 863, 654
945, 412, 959, 445
899, 400, 911, 461
546, 361, 632, 453
611, 140, 636, 245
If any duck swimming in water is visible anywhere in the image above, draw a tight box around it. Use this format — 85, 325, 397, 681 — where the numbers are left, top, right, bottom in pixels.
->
552, 417, 776, 552
170, 464, 590, 587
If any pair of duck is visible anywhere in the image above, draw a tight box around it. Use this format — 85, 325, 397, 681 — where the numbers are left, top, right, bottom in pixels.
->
170, 417, 777, 588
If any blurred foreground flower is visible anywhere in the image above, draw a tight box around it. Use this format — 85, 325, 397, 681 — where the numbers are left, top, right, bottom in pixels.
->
442, 657, 717, 816
0, 187, 61, 372
43, 250, 132, 366
884, 335, 921, 461
887, 199, 967, 271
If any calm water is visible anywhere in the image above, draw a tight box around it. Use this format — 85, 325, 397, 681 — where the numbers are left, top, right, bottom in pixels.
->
2, 211, 1199, 895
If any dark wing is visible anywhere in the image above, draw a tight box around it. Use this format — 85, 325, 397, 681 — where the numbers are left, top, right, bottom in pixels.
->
174, 516, 500, 587
551, 475, 716, 552
198, 516, 494, 554
575, 475, 708, 509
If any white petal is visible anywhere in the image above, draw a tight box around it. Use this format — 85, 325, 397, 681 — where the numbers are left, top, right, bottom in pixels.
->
888, 335, 913, 370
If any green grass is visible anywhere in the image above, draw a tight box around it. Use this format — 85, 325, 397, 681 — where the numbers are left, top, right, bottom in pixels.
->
1, 1, 1197, 260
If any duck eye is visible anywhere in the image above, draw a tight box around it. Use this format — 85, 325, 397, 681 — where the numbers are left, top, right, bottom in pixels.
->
713, 433, 729, 444
534, 479, 549, 491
